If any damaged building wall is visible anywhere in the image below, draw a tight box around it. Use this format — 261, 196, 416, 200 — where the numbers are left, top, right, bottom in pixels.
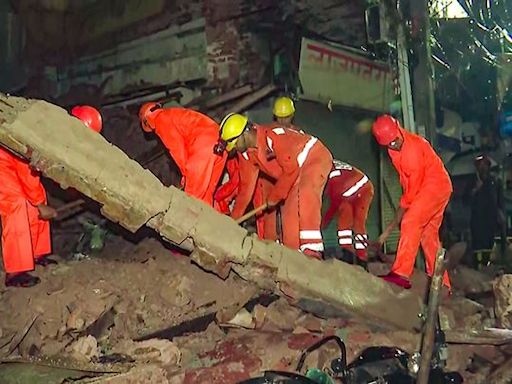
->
42, 18, 208, 104
9, 0, 273, 99
204, 0, 275, 90
3, 0, 368, 98
0, 0, 376, 240
0, 1, 26, 91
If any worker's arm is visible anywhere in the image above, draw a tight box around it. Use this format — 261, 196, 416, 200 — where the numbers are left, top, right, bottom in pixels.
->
214, 158, 240, 203
15, 160, 57, 219
154, 114, 188, 175
378, 206, 406, 244
398, 140, 428, 208
231, 159, 259, 219
398, 167, 424, 209
15, 160, 46, 206
267, 134, 300, 206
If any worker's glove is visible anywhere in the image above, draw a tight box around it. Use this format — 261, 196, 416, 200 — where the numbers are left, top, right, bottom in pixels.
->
38, 204, 58, 220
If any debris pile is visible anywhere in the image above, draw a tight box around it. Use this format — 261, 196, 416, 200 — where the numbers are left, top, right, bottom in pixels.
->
1, 96, 512, 383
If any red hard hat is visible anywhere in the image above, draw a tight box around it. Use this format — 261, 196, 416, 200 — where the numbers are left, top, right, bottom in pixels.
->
71, 106, 102, 133
139, 102, 161, 132
372, 115, 400, 145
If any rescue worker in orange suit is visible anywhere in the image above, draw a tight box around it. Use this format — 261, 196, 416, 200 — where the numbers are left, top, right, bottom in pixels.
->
218, 113, 333, 258
372, 115, 452, 290
71, 105, 103, 133
0, 105, 102, 288
215, 153, 279, 241
66, 105, 103, 202
214, 157, 240, 215
272, 97, 297, 129
214, 96, 299, 240
322, 160, 374, 267
139, 103, 227, 206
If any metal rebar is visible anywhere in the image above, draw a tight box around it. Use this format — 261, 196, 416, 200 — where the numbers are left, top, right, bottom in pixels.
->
417, 248, 446, 384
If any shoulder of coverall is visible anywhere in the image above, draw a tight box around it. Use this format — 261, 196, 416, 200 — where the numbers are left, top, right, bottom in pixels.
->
267, 121, 303, 133
401, 128, 433, 148
265, 125, 310, 139
333, 159, 366, 177
156, 108, 218, 131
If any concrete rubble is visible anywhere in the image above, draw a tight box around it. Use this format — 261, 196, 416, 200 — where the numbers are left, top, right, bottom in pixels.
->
495, 275, 512, 328
4, 95, 512, 383
70, 335, 100, 362
0, 94, 423, 330
113, 339, 181, 365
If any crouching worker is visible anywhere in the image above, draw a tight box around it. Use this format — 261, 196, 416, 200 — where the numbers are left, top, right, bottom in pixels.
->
139, 103, 227, 206
322, 160, 374, 268
0, 149, 57, 287
218, 113, 332, 258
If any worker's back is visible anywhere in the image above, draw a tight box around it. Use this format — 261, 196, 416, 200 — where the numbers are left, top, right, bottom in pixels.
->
154, 108, 219, 144
326, 160, 367, 199
0, 147, 45, 203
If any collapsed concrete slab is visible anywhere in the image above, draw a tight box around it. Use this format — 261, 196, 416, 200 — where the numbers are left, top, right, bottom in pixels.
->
0, 94, 423, 330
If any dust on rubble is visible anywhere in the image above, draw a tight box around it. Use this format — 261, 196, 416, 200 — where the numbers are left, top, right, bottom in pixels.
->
0, 237, 511, 383
0, 237, 255, 360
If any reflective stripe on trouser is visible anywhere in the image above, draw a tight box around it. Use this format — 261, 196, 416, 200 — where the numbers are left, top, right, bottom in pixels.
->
336, 182, 374, 260
281, 143, 332, 252
354, 233, 368, 260
299, 230, 324, 252
392, 190, 452, 289
1, 199, 52, 274
337, 229, 353, 248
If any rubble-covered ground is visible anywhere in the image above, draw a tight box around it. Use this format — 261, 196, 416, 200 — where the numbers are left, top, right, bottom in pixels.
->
1, 224, 512, 383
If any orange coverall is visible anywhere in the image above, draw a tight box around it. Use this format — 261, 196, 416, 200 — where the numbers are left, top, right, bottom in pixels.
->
214, 157, 240, 215
217, 154, 279, 240
152, 108, 227, 205
240, 126, 332, 252
322, 161, 374, 260
389, 128, 452, 287
235, 152, 279, 241
0, 148, 51, 274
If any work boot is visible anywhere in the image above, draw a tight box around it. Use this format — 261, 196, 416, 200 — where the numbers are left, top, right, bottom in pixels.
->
355, 257, 369, 272
5, 272, 40, 288
380, 271, 412, 289
35, 256, 58, 267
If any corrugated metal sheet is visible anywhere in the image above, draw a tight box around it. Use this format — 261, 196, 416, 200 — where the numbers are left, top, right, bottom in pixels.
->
380, 149, 401, 253
42, 18, 207, 99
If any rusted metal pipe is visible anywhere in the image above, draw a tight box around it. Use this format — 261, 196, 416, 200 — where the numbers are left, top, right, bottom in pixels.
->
417, 248, 446, 384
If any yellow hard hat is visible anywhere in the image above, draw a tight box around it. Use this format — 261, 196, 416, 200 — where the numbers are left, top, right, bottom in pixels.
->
220, 113, 249, 151
273, 97, 295, 118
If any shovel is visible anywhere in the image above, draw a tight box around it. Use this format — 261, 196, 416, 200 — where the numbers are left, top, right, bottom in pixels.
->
236, 203, 268, 224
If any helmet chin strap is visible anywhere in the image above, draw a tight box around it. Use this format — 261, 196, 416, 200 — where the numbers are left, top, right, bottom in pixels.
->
213, 140, 227, 155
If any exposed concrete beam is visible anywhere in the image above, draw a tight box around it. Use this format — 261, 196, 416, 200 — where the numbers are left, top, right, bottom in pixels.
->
0, 94, 423, 331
